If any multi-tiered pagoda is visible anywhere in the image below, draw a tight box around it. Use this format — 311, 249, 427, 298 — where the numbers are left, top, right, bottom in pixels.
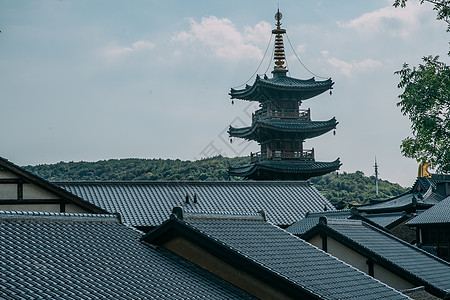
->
228, 10, 341, 180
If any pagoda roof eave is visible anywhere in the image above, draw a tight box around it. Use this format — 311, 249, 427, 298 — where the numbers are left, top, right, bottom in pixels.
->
230, 74, 334, 102
228, 118, 338, 141
230, 81, 262, 101
228, 159, 341, 180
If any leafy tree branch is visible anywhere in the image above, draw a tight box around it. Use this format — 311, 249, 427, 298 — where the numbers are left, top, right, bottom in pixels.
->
395, 56, 450, 172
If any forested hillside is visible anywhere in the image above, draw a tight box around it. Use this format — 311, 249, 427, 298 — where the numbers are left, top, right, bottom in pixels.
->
24, 156, 408, 207
309, 171, 407, 207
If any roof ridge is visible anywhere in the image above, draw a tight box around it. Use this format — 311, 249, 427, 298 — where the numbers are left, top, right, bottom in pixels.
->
171, 207, 266, 222
55, 180, 312, 186
325, 218, 362, 226
307, 209, 350, 217
364, 211, 407, 217
0, 210, 121, 223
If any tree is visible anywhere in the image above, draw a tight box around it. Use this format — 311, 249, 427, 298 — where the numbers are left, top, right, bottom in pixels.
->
393, 0, 450, 172
395, 56, 450, 172
393, 0, 450, 32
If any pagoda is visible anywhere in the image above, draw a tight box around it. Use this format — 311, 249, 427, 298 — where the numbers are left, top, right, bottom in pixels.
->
228, 10, 341, 180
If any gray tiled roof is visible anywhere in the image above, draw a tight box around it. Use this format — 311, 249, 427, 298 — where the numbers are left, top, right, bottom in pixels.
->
363, 212, 409, 228
357, 193, 417, 212
57, 181, 334, 228
318, 219, 450, 297
357, 192, 442, 213
286, 210, 351, 235
165, 209, 408, 300
286, 209, 408, 235
0, 211, 253, 299
358, 175, 450, 214
407, 196, 450, 225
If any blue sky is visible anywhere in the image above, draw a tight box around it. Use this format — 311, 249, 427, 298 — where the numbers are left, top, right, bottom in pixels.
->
1, 0, 448, 186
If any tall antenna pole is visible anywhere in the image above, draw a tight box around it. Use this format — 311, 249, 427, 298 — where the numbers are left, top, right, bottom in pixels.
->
374, 156, 379, 196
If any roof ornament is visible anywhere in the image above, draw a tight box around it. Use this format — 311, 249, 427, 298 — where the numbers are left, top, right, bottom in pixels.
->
257, 210, 267, 221
272, 9, 287, 73
418, 162, 432, 178
171, 207, 184, 220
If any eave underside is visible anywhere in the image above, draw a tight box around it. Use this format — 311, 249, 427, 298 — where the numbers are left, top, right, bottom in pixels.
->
228, 159, 341, 180
229, 118, 337, 141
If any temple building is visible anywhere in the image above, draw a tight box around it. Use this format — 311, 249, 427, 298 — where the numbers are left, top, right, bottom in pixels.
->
228, 10, 341, 180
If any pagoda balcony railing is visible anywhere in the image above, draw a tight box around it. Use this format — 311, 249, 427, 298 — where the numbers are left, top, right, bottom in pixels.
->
250, 149, 314, 163
253, 108, 310, 121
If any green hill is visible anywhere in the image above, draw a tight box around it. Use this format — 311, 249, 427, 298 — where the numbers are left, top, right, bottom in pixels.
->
24, 156, 408, 207
309, 170, 408, 208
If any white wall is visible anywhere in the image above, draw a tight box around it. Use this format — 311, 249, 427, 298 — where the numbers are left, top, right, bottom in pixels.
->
23, 184, 59, 200
307, 234, 415, 291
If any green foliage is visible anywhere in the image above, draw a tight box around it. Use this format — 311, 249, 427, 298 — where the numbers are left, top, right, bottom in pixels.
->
395, 56, 450, 173
310, 170, 408, 207
24, 156, 249, 182
24, 156, 408, 207
393, 1, 450, 171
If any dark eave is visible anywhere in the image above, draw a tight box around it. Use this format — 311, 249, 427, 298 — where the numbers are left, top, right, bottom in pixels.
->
228, 159, 341, 180
228, 118, 338, 141
356, 192, 434, 214
229, 74, 334, 102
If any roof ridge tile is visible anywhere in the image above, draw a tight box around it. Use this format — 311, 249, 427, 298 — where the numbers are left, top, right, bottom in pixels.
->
0, 210, 121, 223
55, 180, 312, 186
173, 207, 266, 221
326, 218, 363, 226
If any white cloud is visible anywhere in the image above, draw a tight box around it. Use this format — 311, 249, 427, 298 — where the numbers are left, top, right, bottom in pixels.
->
104, 40, 155, 60
243, 21, 272, 45
173, 16, 271, 60
337, 1, 429, 37
296, 44, 306, 53
327, 57, 382, 77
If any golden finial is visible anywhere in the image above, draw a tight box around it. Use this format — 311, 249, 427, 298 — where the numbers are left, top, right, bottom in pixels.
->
275, 9, 282, 29
272, 9, 287, 72
418, 162, 432, 178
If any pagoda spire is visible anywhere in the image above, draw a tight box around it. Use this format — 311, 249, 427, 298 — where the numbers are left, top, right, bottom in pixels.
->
272, 9, 287, 72
227, 9, 340, 181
